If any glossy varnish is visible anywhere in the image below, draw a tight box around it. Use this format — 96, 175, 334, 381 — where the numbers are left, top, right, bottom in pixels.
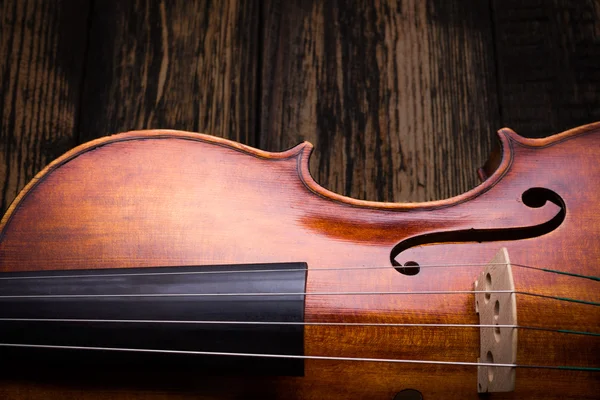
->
0, 123, 598, 399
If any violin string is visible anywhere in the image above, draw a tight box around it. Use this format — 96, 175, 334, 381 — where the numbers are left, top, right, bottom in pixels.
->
0, 318, 597, 336
0, 290, 597, 306
514, 263, 600, 282
0, 262, 597, 281
2, 264, 596, 370
0, 343, 597, 372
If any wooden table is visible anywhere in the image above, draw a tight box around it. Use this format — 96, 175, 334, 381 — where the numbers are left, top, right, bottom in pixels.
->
1, 0, 599, 214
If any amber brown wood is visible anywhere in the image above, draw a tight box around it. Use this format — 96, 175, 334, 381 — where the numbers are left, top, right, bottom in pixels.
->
3, 0, 599, 216
261, 0, 500, 203
79, 0, 260, 145
0, 0, 90, 213
0, 122, 598, 399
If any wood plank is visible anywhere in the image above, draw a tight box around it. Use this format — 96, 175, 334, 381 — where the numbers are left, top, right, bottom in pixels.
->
260, 0, 500, 202
79, 0, 260, 145
492, 0, 600, 137
0, 0, 90, 213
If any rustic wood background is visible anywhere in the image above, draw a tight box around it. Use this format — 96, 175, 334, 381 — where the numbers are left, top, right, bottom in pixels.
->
1, 0, 599, 215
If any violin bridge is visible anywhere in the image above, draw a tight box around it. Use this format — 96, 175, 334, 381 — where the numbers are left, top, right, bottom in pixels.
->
474, 247, 517, 393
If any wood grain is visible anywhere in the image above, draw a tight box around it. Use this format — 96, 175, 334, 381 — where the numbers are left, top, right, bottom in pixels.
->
0, 124, 597, 399
260, 0, 500, 203
0, 2, 599, 399
0, 0, 90, 214
78, 0, 260, 145
3, 1, 600, 211
492, 0, 600, 137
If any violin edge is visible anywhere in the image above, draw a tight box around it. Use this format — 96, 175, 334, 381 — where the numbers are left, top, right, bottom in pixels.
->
1, 122, 599, 233
282, 120, 600, 210
0, 130, 314, 235
497, 121, 600, 148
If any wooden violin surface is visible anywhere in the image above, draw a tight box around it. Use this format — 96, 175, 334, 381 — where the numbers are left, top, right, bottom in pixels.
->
0, 122, 598, 399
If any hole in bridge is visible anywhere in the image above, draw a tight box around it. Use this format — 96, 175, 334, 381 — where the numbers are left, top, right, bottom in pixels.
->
487, 351, 494, 382
494, 323, 501, 342
494, 300, 501, 342
485, 273, 492, 303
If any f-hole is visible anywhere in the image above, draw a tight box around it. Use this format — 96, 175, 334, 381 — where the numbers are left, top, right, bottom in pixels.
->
391, 188, 566, 276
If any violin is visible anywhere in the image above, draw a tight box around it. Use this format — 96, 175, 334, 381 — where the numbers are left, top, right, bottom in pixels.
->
0, 122, 597, 399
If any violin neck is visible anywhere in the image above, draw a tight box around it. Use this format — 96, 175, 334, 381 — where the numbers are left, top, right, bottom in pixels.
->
0, 263, 307, 375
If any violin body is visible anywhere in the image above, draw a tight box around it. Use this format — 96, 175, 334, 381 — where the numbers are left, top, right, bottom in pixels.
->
0, 123, 598, 399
